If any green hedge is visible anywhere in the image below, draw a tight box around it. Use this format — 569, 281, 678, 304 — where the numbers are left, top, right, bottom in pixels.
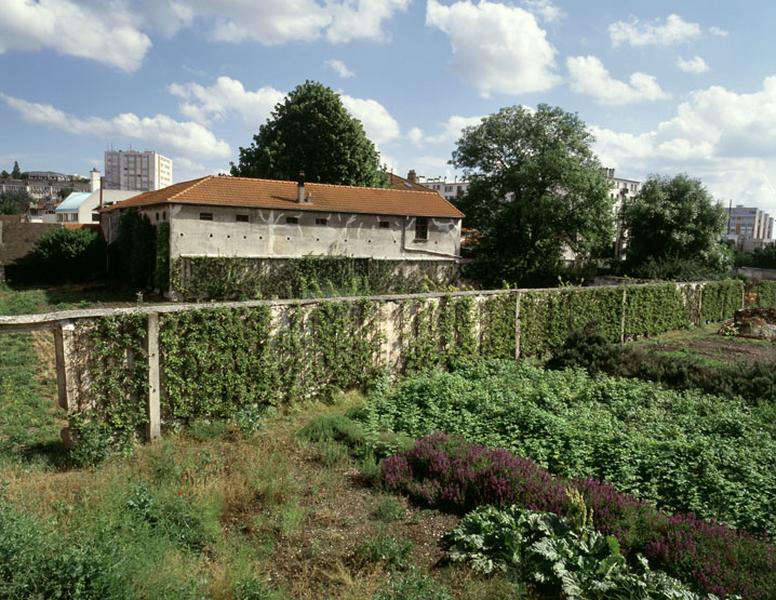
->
700, 279, 743, 323
751, 280, 776, 308
623, 283, 689, 339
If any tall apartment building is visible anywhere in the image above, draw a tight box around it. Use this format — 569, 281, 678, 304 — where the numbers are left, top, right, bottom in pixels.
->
726, 205, 774, 251
104, 150, 173, 192
602, 168, 642, 260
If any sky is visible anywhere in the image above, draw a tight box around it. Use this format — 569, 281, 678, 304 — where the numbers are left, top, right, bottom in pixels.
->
1, 0, 776, 213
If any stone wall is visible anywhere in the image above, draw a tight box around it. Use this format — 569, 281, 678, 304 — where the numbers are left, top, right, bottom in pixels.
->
0, 217, 60, 282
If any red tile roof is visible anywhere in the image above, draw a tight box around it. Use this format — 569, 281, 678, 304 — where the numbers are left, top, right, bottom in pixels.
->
104, 175, 464, 219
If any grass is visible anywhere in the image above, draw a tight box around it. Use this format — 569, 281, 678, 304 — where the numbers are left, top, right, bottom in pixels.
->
0, 285, 522, 599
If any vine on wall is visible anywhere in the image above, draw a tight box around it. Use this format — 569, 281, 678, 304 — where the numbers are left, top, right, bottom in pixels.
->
700, 279, 744, 323
170, 255, 455, 300
623, 284, 689, 339
154, 222, 170, 293
478, 293, 516, 359
750, 280, 776, 308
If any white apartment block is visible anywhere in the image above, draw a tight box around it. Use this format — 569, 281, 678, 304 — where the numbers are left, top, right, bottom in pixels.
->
603, 168, 642, 260
417, 174, 469, 202
726, 205, 774, 251
104, 150, 173, 192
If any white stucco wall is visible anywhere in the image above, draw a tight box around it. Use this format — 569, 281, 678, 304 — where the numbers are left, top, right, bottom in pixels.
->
168, 204, 461, 261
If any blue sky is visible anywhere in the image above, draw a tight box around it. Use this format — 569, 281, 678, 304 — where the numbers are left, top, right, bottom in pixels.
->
2, 0, 776, 212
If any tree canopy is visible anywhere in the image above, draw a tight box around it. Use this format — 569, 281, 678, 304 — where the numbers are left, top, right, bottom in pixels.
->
230, 81, 385, 187
453, 104, 614, 286
623, 174, 731, 279
0, 190, 31, 215
11, 161, 21, 179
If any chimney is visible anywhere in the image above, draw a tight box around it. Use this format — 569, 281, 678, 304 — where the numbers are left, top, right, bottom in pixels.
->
407, 169, 417, 184
297, 171, 305, 203
90, 168, 101, 192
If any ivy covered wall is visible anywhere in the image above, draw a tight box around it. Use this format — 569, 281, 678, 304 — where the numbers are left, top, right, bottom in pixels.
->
65, 279, 754, 446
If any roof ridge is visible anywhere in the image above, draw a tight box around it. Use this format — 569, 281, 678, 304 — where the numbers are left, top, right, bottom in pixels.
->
225, 174, 441, 196
168, 176, 212, 199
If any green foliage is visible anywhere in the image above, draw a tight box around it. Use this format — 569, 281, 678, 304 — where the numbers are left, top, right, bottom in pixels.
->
11, 160, 21, 179
25, 227, 106, 283
298, 414, 365, 447
0, 189, 31, 214
478, 293, 516, 359
373, 569, 453, 600
751, 280, 776, 307
371, 497, 406, 523
738, 243, 776, 269
355, 532, 414, 569
231, 80, 386, 187
624, 174, 731, 278
402, 296, 478, 372
0, 499, 129, 598
70, 313, 149, 461
116, 209, 157, 289
700, 279, 743, 322
623, 283, 691, 338
446, 505, 715, 599
361, 360, 776, 535
547, 327, 776, 407
154, 221, 170, 292
170, 255, 445, 300
453, 104, 614, 287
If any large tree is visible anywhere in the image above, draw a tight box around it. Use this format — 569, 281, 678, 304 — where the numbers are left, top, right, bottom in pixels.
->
11, 161, 21, 179
453, 104, 614, 286
0, 190, 31, 215
230, 81, 385, 187
623, 174, 731, 278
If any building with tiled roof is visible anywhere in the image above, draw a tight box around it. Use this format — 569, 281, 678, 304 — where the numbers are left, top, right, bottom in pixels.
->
102, 175, 464, 297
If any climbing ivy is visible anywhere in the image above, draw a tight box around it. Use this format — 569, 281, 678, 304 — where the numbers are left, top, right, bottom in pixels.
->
72, 313, 148, 451
170, 255, 454, 300
402, 296, 478, 372
700, 279, 744, 323
750, 280, 776, 308
623, 284, 689, 339
479, 293, 516, 359
154, 222, 170, 293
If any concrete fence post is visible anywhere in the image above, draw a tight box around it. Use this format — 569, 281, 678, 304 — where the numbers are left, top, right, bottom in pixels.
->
146, 312, 161, 441
53, 321, 78, 412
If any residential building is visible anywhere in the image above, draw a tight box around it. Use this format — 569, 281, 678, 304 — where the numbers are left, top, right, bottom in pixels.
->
384, 169, 434, 192
56, 188, 138, 224
603, 168, 643, 260
0, 171, 90, 202
417, 174, 469, 202
104, 150, 173, 192
102, 175, 464, 294
726, 205, 774, 251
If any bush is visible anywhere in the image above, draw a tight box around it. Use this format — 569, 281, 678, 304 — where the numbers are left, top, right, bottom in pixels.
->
355, 532, 414, 570
446, 504, 717, 600
21, 227, 106, 283
363, 361, 776, 535
384, 434, 775, 599
547, 327, 776, 406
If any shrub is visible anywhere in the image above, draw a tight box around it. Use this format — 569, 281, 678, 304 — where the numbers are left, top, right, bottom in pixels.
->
363, 360, 776, 535
385, 434, 775, 599
371, 497, 406, 523
373, 569, 453, 600
446, 504, 718, 600
21, 227, 106, 283
548, 327, 776, 406
298, 414, 365, 447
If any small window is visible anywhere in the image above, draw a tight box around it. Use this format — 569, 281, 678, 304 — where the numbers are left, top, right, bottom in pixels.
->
286, 216, 299, 224
199, 212, 213, 221
236, 214, 249, 223
315, 217, 327, 225
162, 211, 167, 221
91, 213, 100, 222
378, 221, 390, 229
155, 212, 159, 221
415, 217, 429, 241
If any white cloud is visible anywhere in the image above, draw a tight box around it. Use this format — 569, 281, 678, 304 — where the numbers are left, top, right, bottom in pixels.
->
325, 59, 355, 79
426, 0, 560, 97
1, 93, 231, 160
567, 56, 669, 105
340, 95, 400, 144
410, 115, 484, 146
149, 0, 409, 45
591, 76, 776, 209
709, 26, 729, 37
168, 77, 283, 125
677, 56, 710, 74
167, 76, 400, 144
522, 0, 564, 23
609, 14, 701, 47
0, 0, 151, 71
